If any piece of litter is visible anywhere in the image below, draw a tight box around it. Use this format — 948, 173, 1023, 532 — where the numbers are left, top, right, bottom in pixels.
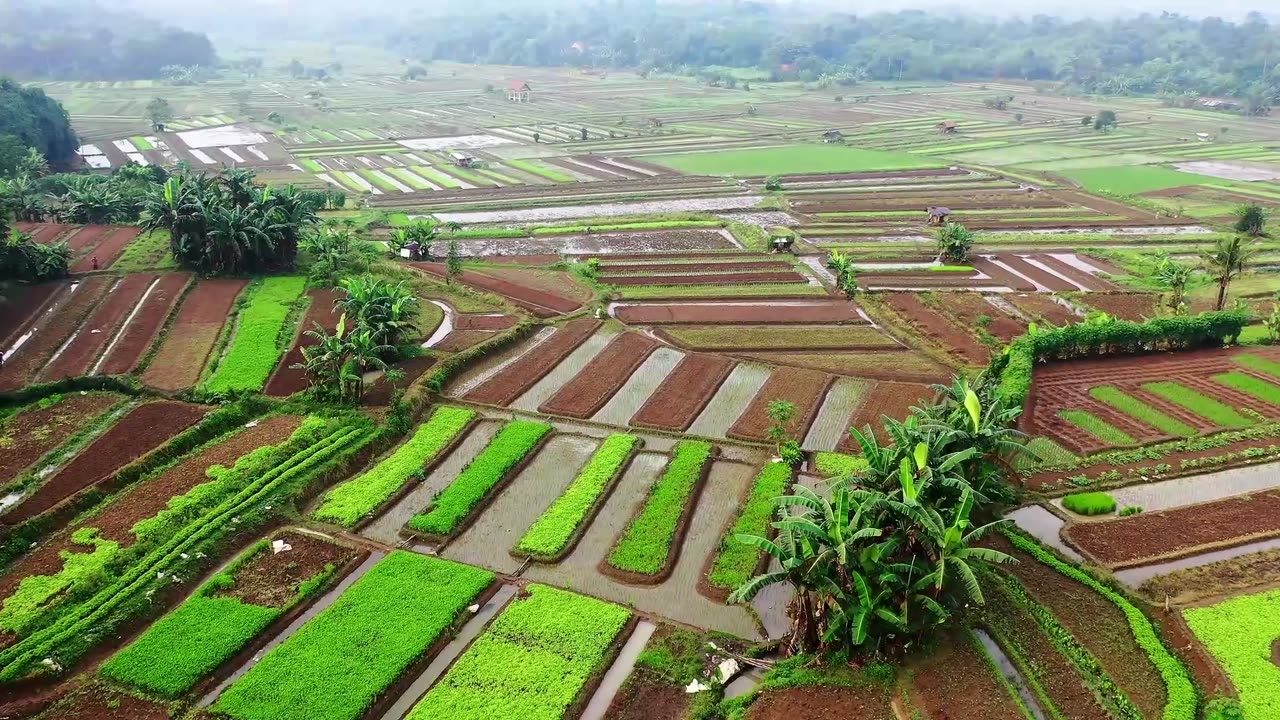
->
716, 658, 740, 684
685, 680, 710, 694
180, 553, 189, 559
244, 420, 260, 428
468, 604, 480, 613
272, 539, 293, 554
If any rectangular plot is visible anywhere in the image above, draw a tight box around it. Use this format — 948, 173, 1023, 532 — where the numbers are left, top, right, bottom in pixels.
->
687, 364, 772, 438
592, 347, 685, 427
540, 333, 658, 418
802, 378, 871, 452
630, 354, 736, 432
465, 319, 601, 406
728, 367, 833, 443
510, 328, 618, 412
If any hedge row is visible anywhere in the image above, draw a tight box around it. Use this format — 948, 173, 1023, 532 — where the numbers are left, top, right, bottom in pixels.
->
100, 538, 341, 697
0, 419, 373, 680
993, 311, 1248, 408
607, 440, 713, 576
707, 462, 792, 592
204, 276, 307, 394
514, 434, 638, 561
214, 552, 494, 720
406, 584, 630, 720
312, 406, 476, 527
408, 420, 552, 536
1004, 530, 1197, 720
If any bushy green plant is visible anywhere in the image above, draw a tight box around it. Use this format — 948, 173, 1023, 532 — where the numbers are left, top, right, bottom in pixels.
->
1184, 589, 1280, 720
406, 585, 629, 720
1143, 382, 1253, 428
203, 276, 307, 394
214, 552, 494, 720
514, 434, 638, 561
813, 451, 868, 477
0, 529, 118, 635
1120, 505, 1144, 516
1090, 386, 1196, 437
1062, 491, 1116, 516
708, 463, 792, 591
312, 407, 475, 527
409, 420, 551, 536
607, 440, 713, 575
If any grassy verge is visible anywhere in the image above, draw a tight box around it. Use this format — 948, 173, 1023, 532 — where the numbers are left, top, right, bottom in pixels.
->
203, 276, 307, 394
408, 420, 552, 536
111, 229, 176, 272
312, 407, 476, 527
213, 552, 493, 720
514, 434, 638, 561
707, 462, 791, 592
607, 440, 713, 576
405, 585, 629, 720
1143, 382, 1253, 428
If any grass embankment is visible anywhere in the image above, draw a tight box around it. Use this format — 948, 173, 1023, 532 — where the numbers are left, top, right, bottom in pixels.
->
203, 276, 307, 394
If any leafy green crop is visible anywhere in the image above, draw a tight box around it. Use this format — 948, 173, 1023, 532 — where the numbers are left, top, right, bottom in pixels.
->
1061, 491, 1116, 516
1143, 382, 1253, 428
408, 420, 551, 536
214, 552, 493, 720
607, 440, 713, 575
407, 585, 629, 720
515, 434, 637, 561
1184, 588, 1280, 720
708, 462, 791, 590
0, 528, 118, 635
813, 451, 868, 478
1213, 372, 1280, 406
204, 276, 306, 394
1059, 409, 1137, 446
313, 407, 476, 527
1090, 386, 1195, 437
1235, 353, 1280, 381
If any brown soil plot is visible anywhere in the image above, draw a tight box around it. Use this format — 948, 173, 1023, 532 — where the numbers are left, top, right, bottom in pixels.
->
97, 272, 192, 375
40, 685, 171, 720
218, 533, 358, 607
72, 226, 140, 272
539, 332, 657, 418
141, 278, 248, 391
464, 319, 602, 406
0, 393, 121, 484
747, 686, 894, 720
433, 330, 498, 352
264, 289, 343, 397
410, 262, 582, 316
934, 292, 1026, 342
0, 281, 64, 346
630, 354, 736, 431
453, 314, 517, 331
604, 271, 806, 286
1081, 293, 1157, 322
840, 381, 935, 449
605, 670, 688, 720
0, 275, 113, 391
1006, 293, 1078, 326
616, 301, 861, 325
728, 367, 833, 442
904, 630, 1027, 720
39, 274, 156, 381
881, 292, 989, 365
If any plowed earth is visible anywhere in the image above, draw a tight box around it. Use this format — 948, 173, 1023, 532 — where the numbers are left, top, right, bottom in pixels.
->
728, 367, 832, 442
630, 354, 736, 431
464, 319, 601, 406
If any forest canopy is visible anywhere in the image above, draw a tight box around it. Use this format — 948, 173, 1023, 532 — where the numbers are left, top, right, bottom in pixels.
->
0, 1, 217, 80
0, 81, 78, 170
390, 3, 1280, 102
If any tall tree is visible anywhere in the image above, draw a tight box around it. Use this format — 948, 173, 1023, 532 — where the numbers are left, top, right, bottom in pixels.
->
1201, 235, 1259, 311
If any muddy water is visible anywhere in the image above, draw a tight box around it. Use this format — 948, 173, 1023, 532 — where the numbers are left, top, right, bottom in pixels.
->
591, 347, 685, 427
802, 378, 871, 452
1069, 461, 1280, 517
687, 364, 772, 439
430, 196, 763, 225
1006, 505, 1083, 562
200, 551, 388, 708
1116, 537, 1280, 587
511, 327, 619, 412
379, 583, 519, 720
448, 327, 557, 397
359, 422, 502, 546
420, 300, 455, 349
442, 434, 600, 572
581, 620, 659, 720
974, 629, 1048, 720
522, 455, 759, 637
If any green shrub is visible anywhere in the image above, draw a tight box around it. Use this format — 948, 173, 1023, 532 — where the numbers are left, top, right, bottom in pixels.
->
214, 552, 493, 720
1059, 410, 1137, 446
1120, 505, 1144, 516
515, 434, 638, 561
1213, 371, 1280, 406
1143, 382, 1253, 428
708, 463, 792, 591
204, 276, 307, 394
1184, 588, 1280, 720
0, 529, 118, 635
406, 585, 630, 720
1062, 491, 1116, 516
813, 451, 868, 477
1202, 698, 1245, 720
312, 407, 476, 527
408, 420, 551, 536
1090, 386, 1196, 437
607, 440, 713, 575
1004, 530, 1197, 720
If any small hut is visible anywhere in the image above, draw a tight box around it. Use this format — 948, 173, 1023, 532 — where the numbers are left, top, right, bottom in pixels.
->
821, 129, 845, 144
450, 152, 476, 168
507, 81, 532, 102
936, 120, 958, 135
926, 206, 953, 226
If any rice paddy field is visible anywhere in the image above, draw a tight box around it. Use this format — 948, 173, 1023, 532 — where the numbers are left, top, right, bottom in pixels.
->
6, 62, 1280, 720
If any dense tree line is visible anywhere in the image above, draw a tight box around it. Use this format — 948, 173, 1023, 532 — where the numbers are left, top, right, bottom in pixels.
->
390, 2, 1280, 103
0, 81, 78, 170
0, 1, 216, 80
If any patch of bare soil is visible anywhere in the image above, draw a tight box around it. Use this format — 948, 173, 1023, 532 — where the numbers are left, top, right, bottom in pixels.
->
605, 670, 689, 720
747, 686, 894, 720
216, 533, 357, 608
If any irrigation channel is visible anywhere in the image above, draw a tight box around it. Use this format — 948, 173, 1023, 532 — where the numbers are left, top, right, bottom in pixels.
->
973, 629, 1048, 720
580, 620, 658, 720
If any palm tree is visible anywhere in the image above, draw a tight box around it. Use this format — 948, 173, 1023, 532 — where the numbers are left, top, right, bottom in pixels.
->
0, 175, 48, 222
1201, 235, 1259, 311
1154, 254, 1193, 314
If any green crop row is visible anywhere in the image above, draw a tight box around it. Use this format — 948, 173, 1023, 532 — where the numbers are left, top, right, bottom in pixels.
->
1061, 491, 1116, 516
0, 528, 118, 636
406, 584, 630, 720
1089, 386, 1196, 437
214, 552, 494, 720
408, 420, 552, 537
204, 276, 307, 394
1234, 353, 1280, 380
505, 159, 574, 182
313, 407, 476, 527
707, 462, 792, 591
813, 451, 868, 478
1059, 409, 1137, 446
1213, 372, 1280, 406
531, 219, 722, 235
0, 419, 372, 681
100, 537, 342, 697
1184, 588, 1280, 720
514, 434, 638, 561
607, 440, 713, 576
1143, 382, 1253, 428
1004, 530, 1197, 720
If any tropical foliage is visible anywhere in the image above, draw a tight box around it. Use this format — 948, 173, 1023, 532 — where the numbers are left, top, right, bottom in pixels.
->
728, 378, 1026, 656
935, 222, 975, 264
1200, 234, 1259, 311
143, 168, 321, 275
0, 225, 69, 282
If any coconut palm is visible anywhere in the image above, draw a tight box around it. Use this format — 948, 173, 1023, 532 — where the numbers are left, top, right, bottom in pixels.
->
1201, 234, 1259, 311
